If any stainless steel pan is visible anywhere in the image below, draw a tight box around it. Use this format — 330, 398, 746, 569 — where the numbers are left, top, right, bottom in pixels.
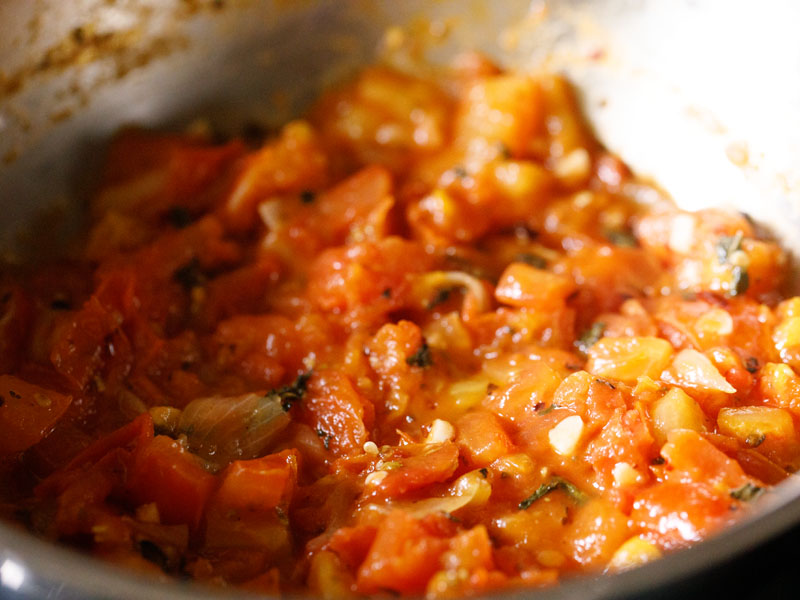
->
1, 1, 800, 597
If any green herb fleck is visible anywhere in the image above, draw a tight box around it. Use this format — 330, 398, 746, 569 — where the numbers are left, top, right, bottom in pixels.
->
518, 476, 588, 510
406, 341, 433, 368
300, 190, 316, 204
515, 253, 547, 269
8, 390, 21, 400
451, 165, 468, 179
479, 468, 489, 478
537, 403, 558, 416
745, 357, 759, 374
716, 232, 744, 264
575, 321, 606, 356
381, 288, 392, 299
730, 265, 750, 296
730, 482, 763, 502
605, 229, 638, 247
273, 371, 313, 412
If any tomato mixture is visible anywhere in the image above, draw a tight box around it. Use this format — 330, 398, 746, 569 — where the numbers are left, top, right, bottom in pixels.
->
1, 55, 799, 597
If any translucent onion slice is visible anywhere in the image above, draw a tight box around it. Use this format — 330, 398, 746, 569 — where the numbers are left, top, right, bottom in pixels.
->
178, 393, 290, 470
411, 271, 490, 314
361, 470, 492, 519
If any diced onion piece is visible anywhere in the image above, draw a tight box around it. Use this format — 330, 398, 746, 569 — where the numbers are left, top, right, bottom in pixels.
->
365, 471, 388, 486
612, 462, 643, 487
608, 536, 662, 572
776, 297, 800, 320
425, 419, 455, 444
549, 415, 584, 457
651, 388, 707, 446
536, 550, 566, 568
149, 406, 183, 436
446, 377, 491, 412
412, 271, 490, 314
494, 262, 574, 311
773, 316, 800, 357
586, 337, 674, 384
552, 148, 591, 185
759, 363, 800, 411
667, 213, 697, 254
717, 406, 795, 444
178, 393, 290, 469
405, 469, 492, 518
661, 349, 736, 394
696, 308, 734, 337
490, 453, 536, 479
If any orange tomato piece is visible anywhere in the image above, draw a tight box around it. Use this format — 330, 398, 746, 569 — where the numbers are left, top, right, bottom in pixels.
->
127, 435, 216, 530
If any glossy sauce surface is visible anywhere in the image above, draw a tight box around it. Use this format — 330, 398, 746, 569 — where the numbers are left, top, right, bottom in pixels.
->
1, 56, 798, 597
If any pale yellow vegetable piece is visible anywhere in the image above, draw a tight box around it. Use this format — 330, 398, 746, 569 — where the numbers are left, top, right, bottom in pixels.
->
549, 415, 585, 457
608, 536, 662, 572
661, 349, 736, 394
587, 337, 674, 384
718, 406, 795, 443
650, 388, 707, 446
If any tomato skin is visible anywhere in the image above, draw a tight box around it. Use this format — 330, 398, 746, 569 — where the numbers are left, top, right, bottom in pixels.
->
631, 481, 735, 550
299, 371, 374, 457
326, 524, 378, 570
372, 442, 460, 498
356, 509, 449, 595
127, 435, 216, 531
455, 410, 513, 468
308, 237, 432, 327
661, 429, 750, 489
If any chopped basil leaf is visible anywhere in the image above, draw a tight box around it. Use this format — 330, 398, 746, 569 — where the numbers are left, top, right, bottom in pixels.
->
406, 341, 433, 368
479, 468, 489, 478
745, 357, 759, 373
519, 476, 587, 510
605, 229, 638, 247
575, 321, 606, 356
716, 232, 744, 264
515, 253, 547, 269
730, 265, 750, 296
730, 482, 763, 502
300, 190, 316, 204
537, 403, 558, 416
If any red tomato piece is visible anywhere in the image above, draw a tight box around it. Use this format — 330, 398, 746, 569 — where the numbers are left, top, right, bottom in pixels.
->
356, 509, 449, 594
127, 435, 216, 530
299, 371, 374, 457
